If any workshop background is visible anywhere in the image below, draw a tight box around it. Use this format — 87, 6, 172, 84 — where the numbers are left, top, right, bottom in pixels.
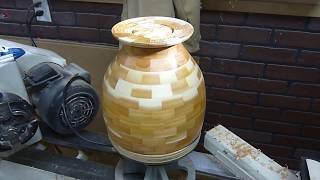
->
1, 0, 320, 170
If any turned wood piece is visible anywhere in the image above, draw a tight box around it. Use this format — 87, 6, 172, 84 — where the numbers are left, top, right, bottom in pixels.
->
102, 16, 206, 164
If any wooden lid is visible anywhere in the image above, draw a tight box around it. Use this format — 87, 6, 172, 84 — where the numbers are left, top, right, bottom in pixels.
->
112, 16, 194, 48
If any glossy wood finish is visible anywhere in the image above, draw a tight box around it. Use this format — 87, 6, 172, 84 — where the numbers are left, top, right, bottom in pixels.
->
111, 16, 194, 48
110, 134, 201, 164
103, 17, 205, 162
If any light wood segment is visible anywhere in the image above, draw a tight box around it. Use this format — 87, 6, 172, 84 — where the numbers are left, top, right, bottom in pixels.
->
171, 79, 189, 94
110, 134, 201, 164
176, 67, 191, 80
131, 88, 152, 99
141, 74, 160, 85
117, 45, 189, 72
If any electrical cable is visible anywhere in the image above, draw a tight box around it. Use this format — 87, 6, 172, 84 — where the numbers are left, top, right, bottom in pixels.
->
25, 2, 42, 47
25, 2, 116, 152
61, 75, 116, 151
26, 13, 38, 47
26, 2, 41, 22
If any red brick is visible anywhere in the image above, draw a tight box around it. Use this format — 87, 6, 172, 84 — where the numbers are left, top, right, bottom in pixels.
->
219, 12, 246, 25
308, 18, 320, 31
197, 57, 211, 72
230, 128, 272, 143
273, 134, 320, 150
207, 87, 258, 105
27, 15, 51, 26
313, 99, 320, 112
298, 50, 320, 67
204, 72, 235, 88
254, 143, 294, 157
232, 104, 254, 117
211, 58, 264, 77
14, 0, 32, 9
0, 0, 15, 8
76, 13, 119, 29
205, 113, 252, 128
255, 119, 301, 135
216, 25, 271, 44
302, 126, 320, 139
51, 1, 122, 15
241, 45, 297, 64
253, 106, 281, 120
0, 22, 24, 36
206, 100, 232, 114
201, 11, 246, 25
289, 83, 320, 97
200, 10, 219, 24
27, 25, 59, 39
274, 30, 320, 49
247, 14, 306, 29
200, 24, 216, 41
295, 149, 320, 159
259, 94, 311, 111
52, 12, 75, 26
232, 104, 281, 120
100, 15, 120, 29
237, 77, 287, 94
197, 41, 240, 59
59, 26, 100, 42
100, 29, 117, 45
265, 64, 320, 83
282, 110, 320, 126
0, 9, 27, 23
76, 13, 99, 28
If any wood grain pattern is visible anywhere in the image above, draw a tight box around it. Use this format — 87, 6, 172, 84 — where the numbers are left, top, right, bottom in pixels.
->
111, 16, 194, 48
103, 17, 205, 162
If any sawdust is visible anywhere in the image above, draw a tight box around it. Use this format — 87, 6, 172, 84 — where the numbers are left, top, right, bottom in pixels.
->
277, 166, 289, 180
232, 142, 260, 160
212, 126, 261, 160
211, 125, 298, 180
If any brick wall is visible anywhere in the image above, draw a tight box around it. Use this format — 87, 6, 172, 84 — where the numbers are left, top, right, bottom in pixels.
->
0, 0, 121, 44
2, 0, 320, 170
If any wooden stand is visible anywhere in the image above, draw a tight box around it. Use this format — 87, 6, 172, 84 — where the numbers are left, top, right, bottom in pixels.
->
111, 135, 200, 165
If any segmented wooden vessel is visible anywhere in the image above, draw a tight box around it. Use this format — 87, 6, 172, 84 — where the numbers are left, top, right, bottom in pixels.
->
102, 16, 206, 164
